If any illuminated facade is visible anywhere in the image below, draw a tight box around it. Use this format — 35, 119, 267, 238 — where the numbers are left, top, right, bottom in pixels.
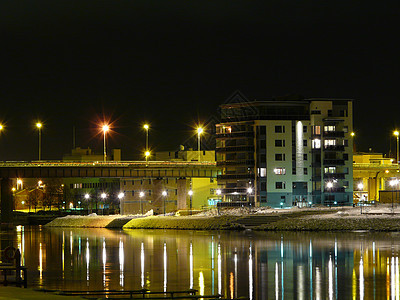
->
353, 152, 399, 203
216, 95, 353, 208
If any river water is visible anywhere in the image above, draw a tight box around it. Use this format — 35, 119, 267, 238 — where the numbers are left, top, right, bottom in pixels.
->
2, 226, 400, 299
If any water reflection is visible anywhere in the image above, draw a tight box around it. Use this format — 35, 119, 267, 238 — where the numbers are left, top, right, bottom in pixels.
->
6, 228, 400, 299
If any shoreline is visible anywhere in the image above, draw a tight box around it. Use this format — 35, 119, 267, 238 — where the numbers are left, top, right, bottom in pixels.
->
44, 205, 400, 231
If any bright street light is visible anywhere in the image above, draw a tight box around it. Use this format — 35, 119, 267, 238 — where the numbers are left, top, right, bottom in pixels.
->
326, 181, 334, 189
139, 191, 145, 215
197, 127, 203, 162
102, 124, 110, 162
84, 193, 90, 199
357, 183, 364, 190
394, 130, 399, 164
101, 193, 107, 199
144, 124, 150, 161
118, 192, 124, 199
247, 187, 253, 194
145, 150, 151, 162
36, 122, 42, 160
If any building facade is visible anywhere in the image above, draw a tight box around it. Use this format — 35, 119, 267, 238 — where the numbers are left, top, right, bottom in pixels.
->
216, 95, 353, 208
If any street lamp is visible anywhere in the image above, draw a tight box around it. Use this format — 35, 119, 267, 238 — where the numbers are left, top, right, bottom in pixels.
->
145, 150, 151, 163
144, 124, 149, 161
162, 190, 167, 215
326, 181, 334, 207
118, 192, 124, 215
101, 192, 107, 214
197, 127, 203, 162
102, 124, 109, 162
36, 122, 42, 160
84, 193, 90, 214
394, 130, 399, 164
188, 190, 193, 215
139, 191, 145, 215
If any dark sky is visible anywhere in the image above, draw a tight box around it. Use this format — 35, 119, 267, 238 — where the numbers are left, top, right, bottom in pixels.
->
1, 1, 399, 160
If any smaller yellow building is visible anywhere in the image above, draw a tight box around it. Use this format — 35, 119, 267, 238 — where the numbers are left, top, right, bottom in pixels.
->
353, 152, 399, 203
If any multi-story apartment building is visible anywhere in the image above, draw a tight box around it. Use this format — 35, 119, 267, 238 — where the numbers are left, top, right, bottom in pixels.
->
216, 95, 353, 208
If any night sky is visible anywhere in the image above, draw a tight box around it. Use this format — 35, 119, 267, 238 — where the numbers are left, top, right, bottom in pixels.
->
1, 1, 399, 161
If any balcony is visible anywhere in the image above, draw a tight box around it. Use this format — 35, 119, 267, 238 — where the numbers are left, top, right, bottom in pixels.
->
216, 131, 254, 138
324, 187, 346, 193
218, 188, 247, 194
323, 131, 345, 138
323, 159, 345, 166
324, 145, 345, 151
323, 173, 346, 179
216, 146, 255, 153
217, 160, 255, 166
217, 174, 254, 180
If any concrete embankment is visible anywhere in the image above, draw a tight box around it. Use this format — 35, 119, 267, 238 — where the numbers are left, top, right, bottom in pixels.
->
44, 207, 400, 231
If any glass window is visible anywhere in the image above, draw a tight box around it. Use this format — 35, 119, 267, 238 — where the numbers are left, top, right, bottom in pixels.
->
303, 126, 307, 133
312, 139, 321, 149
276, 182, 286, 189
275, 140, 285, 147
275, 125, 285, 133
324, 139, 336, 146
303, 154, 307, 160
274, 168, 286, 175
304, 168, 308, 175
259, 168, 267, 177
312, 126, 321, 135
275, 154, 285, 161
324, 125, 336, 132
303, 140, 307, 147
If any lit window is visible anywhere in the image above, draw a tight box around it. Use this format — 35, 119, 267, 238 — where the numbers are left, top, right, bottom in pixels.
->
312, 139, 321, 149
259, 168, 267, 177
324, 125, 336, 132
312, 126, 321, 135
324, 167, 336, 173
274, 168, 286, 175
324, 139, 336, 146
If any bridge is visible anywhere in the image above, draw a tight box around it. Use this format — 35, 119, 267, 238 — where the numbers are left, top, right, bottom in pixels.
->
0, 161, 220, 223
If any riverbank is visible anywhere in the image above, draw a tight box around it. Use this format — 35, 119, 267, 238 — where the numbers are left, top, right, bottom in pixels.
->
44, 205, 400, 231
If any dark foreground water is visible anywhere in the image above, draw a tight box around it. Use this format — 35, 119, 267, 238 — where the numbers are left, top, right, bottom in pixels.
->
2, 226, 400, 299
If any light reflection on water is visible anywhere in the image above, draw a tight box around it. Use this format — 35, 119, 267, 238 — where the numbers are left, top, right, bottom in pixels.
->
3, 227, 400, 299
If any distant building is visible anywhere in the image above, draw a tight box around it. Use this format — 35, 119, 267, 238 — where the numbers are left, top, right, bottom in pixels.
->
63, 147, 121, 161
216, 93, 353, 208
353, 152, 399, 203
155, 145, 215, 162
120, 149, 219, 215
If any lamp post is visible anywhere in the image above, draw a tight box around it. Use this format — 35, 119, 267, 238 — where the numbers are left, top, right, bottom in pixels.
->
188, 190, 193, 215
36, 122, 42, 161
85, 193, 90, 214
326, 181, 334, 207
139, 191, 145, 215
118, 192, 124, 215
197, 127, 203, 162
144, 124, 149, 161
101, 192, 107, 215
145, 151, 151, 163
162, 190, 167, 215
247, 187, 253, 211
394, 131, 399, 164
102, 125, 109, 162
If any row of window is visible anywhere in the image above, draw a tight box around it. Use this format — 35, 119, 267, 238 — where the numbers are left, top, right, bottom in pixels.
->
71, 182, 119, 189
